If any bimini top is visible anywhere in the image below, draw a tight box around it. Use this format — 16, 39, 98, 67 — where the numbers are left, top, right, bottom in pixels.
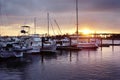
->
21, 26, 30, 28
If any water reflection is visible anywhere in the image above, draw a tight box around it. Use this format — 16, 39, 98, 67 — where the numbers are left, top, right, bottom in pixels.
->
0, 46, 120, 80
0, 58, 28, 80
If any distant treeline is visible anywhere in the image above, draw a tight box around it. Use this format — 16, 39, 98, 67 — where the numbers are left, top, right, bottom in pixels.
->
106, 34, 120, 40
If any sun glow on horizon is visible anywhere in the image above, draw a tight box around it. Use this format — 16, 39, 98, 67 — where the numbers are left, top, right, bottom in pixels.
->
80, 28, 93, 35
0, 24, 119, 36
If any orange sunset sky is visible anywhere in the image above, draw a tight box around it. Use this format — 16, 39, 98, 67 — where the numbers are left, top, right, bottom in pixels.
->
0, 0, 120, 36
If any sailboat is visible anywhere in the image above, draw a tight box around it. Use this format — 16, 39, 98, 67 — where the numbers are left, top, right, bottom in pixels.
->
72, 0, 98, 49
40, 13, 57, 53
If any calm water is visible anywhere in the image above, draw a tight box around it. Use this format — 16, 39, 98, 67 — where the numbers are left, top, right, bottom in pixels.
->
0, 46, 120, 80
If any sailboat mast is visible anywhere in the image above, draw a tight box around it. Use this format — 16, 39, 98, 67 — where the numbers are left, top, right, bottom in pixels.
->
34, 17, 36, 34
76, 0, 79, 36
47, 13, 49, 36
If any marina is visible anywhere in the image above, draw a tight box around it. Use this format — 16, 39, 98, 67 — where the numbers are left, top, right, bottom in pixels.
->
0, 0, 120, 80
0, 34, 120, 58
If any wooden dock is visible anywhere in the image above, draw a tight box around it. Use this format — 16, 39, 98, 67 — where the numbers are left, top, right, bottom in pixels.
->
57, 46, 81, 50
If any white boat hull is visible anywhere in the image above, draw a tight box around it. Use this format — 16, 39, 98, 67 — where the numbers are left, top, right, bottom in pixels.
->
77, 43, 98, 49
0, 51, 23, 58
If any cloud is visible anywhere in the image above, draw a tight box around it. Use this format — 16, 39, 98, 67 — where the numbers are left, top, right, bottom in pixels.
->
88, 0, 120, 12
0, 0, 120, 35
0, 0, 120, 16
0, 0, 72, 16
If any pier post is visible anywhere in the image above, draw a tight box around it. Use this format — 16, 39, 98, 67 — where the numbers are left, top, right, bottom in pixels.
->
88, 37, 90, 43
42, 37, 44, 48
100, 38, 102, 51
70, 38, 71, 46
112, 38, 114, 51
112, 38, 114, 45
101, 38, 102, 46
70, 51, 72, 62
41, 54, 44, 64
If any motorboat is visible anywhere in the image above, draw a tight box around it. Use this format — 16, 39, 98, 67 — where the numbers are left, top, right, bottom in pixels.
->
76, 38, 99, 49
41, 38, 56, 53
22, 34, 42, 53
56, 37, 70, 47
0, 42, 24, 58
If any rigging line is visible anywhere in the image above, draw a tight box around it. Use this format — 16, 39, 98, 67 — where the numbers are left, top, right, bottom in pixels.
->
49, 19, 56, 35
54, 19, 62, 34
48, 13, 60, 35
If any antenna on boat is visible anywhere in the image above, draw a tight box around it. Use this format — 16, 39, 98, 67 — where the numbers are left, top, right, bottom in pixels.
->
76, 0, 79, 36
